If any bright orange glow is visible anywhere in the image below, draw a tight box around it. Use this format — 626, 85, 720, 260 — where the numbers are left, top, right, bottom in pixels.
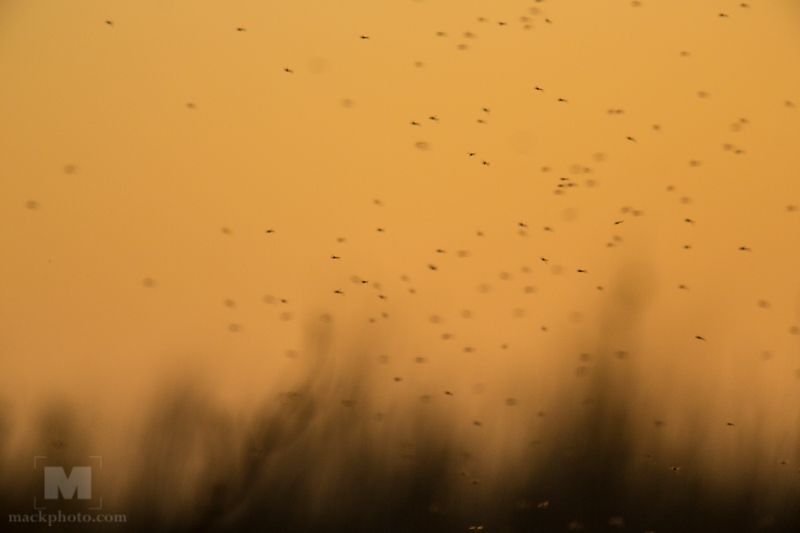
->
1, 1, 800, 530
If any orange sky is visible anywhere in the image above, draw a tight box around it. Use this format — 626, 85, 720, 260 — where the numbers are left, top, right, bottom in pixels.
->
1, 0, 800, 528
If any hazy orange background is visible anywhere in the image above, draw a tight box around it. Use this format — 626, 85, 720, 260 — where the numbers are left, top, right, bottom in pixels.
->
2, 0, 800, 527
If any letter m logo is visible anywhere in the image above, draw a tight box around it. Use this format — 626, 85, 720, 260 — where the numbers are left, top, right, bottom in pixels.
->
44, 466, 91, 499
